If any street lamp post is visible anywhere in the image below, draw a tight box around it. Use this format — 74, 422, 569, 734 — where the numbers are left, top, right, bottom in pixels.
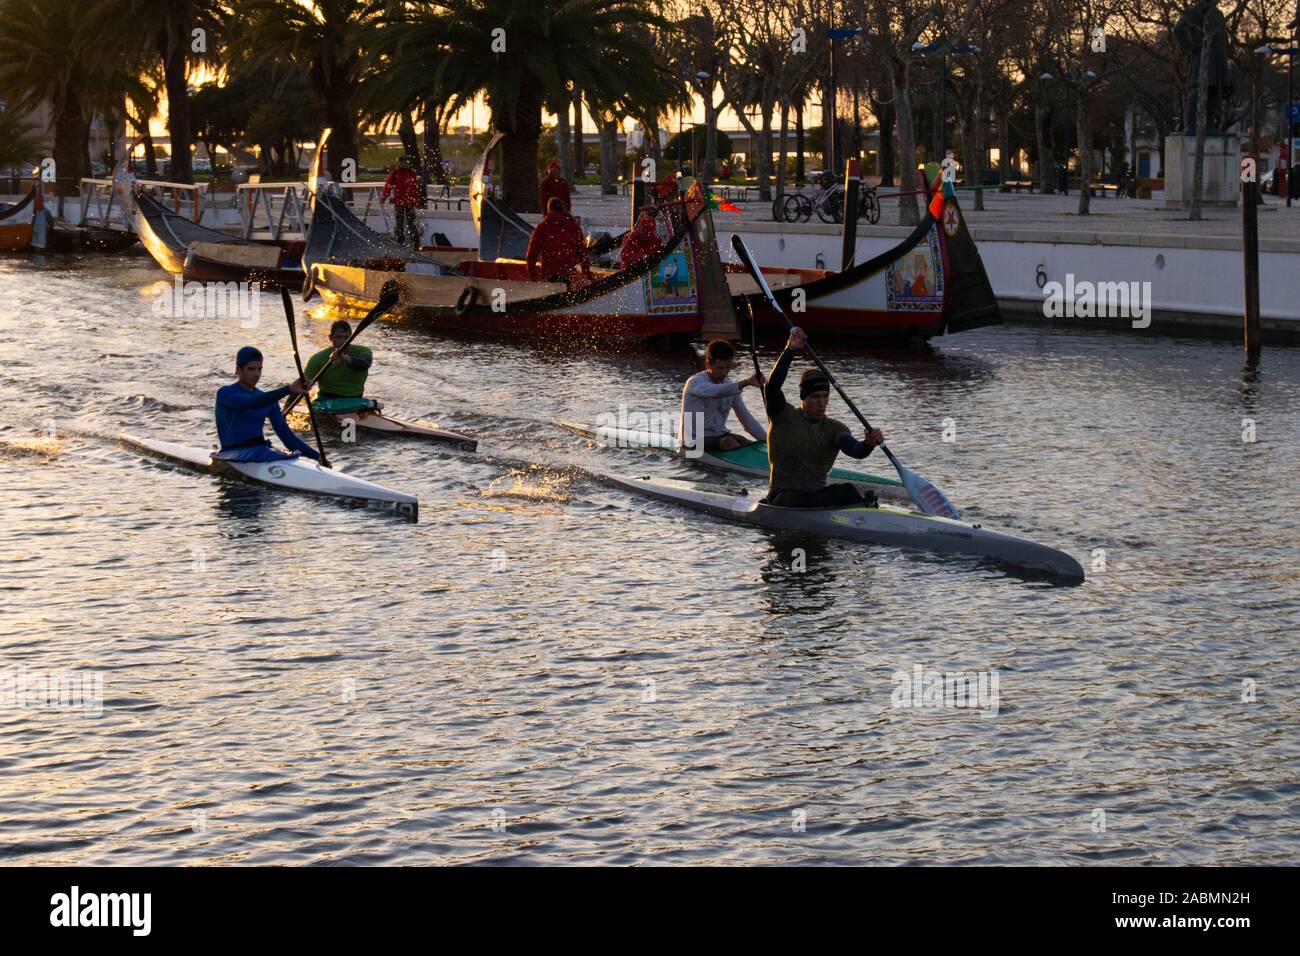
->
913, 41, 980, 160
1257, 39, 1299, 206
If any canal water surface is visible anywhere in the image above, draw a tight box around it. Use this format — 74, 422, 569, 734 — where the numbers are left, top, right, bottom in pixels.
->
1, 253, 1297, 864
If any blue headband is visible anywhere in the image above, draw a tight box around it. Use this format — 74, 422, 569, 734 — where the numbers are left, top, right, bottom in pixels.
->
236, 346, 263, 367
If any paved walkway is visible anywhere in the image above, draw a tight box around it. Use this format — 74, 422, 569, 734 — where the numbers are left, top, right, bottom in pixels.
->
564, 183, 1300, 244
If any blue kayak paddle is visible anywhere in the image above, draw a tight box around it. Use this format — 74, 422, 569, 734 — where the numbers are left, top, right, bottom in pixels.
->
730, 233, 961, 520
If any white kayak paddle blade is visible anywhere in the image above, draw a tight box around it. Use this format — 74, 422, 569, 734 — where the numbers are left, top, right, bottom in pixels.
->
897, 461, 960, 520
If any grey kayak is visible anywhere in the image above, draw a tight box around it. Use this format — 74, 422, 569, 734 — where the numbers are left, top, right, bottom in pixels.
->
605, 473, 1084, 580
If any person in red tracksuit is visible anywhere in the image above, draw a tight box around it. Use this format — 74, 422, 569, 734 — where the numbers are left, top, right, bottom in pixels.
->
538, 160, 571, 213
380, 155, 422, 249
619, 211, 662, 271
525, 197, 592, 286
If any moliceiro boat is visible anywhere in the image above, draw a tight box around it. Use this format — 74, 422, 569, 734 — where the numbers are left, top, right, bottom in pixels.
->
467, 140, 1000, 342
0, 185, 48, 252
301, 129, 724, 344
132, 191, 305, 289
726, 178, 1001, 341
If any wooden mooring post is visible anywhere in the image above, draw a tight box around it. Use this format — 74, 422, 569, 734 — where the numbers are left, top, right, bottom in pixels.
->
1241, 157, 1261, 364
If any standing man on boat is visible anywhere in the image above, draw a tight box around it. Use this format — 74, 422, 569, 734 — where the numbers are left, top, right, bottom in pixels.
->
214, 346, 319, 462
302, 320, 381, 415
762, 327, 884, 507
619, 211, 662, 271
538, 160, 571, 213
380, 155, 422, 250
680, 340, 766, 454
525, 197, 592, 287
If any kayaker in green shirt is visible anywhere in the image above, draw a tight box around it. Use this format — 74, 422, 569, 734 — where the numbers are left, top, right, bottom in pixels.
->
303, 319, 382, 414
762, 326, 884, 508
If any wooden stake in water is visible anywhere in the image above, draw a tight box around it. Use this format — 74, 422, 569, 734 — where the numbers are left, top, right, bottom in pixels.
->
1241, 157, 1261, 364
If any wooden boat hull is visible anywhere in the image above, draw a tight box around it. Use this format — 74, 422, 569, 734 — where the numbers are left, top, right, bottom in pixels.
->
0, 187, 38, 251
134, 192, 303, 287
0, 221, 32, 252
310, 261, 701, 341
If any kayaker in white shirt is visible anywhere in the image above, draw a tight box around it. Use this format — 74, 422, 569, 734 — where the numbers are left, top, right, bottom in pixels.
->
680, 340, 767, 454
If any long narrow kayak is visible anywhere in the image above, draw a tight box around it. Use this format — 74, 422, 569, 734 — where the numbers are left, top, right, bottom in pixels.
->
558, 420, 909, 502
606, 473, 1084, 580
311, 408, 478, 451
121, 434, 418, 518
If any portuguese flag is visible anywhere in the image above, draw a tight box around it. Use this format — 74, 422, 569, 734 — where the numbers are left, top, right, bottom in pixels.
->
704, 187, 742, 213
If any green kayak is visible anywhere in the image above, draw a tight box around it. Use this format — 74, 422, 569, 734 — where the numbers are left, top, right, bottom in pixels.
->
558, 420, 909, 502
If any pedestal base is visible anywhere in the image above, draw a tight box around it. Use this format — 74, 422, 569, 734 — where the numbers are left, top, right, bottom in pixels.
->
1163, 133, 1239, 208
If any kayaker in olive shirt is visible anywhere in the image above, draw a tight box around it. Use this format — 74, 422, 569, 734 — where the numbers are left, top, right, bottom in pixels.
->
762, 326, 884, 508
303, 320, 382, 414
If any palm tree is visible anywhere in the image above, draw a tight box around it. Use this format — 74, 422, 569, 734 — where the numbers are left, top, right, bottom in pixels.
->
0, 0, 116, 193
235, 0, 384, 182
0, 110, 44, 172
383, 0, 676, 212
88, 0, 226, 184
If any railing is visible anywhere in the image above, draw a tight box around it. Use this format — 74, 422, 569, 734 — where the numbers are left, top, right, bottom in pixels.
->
78, 177, 202, 229
236, 182, 310, 240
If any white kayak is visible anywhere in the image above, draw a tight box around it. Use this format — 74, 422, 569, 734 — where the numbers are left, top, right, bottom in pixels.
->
314, 408, 478, 451
606, 473, 1084, 580
121, 434, 418, 518
558, 420, 910, 503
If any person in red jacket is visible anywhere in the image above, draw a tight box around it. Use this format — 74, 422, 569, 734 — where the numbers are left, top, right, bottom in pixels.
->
380, 155, 422, 250
525, 197, 592, 286
619, 210, 662, 271
538, 160, 571, 213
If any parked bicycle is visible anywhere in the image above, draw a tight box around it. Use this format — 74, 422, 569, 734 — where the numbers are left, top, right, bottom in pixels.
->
776, 174, 880, 225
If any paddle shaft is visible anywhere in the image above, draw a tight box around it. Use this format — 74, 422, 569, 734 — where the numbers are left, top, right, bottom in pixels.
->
742, 297, 762, 378
281, 289, 397, 416
730, 236, 878, 436
280, 289, 331, 468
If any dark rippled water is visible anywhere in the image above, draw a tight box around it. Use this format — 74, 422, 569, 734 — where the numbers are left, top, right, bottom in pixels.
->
1, 252, 1297, 865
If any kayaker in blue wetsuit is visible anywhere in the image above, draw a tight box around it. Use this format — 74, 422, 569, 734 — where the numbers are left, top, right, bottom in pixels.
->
213, 346, 319, 463
763, 326, 883, 508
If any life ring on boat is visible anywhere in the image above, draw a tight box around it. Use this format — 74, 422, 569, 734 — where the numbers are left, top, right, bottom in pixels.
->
454, 284, 480, 315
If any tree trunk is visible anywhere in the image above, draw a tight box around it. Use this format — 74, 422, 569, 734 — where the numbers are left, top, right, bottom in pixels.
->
424, 103, 450, 186
997, 98, 1011, 188
877, 98, 895, 186
1034, 89, 1054, 194
775, 101, 790, 197
51, 96, 85, 197
159, 23, 193, 184
758, 97, 774, 201
703, 94, 718, 184
598, 114, 617, 195
1076, 92, 1093, 215
974, 85, 985, 210
1189, 18, 1211, 221
556, 106, 572, 182
500, 84, 544, 212
142, 127, 159, 178
572, 93, 584, 178
795, 103, 805, 181
892, 60, 920, 225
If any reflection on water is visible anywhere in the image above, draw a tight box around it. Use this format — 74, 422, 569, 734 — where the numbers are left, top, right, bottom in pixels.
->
1, 254, 1298, 865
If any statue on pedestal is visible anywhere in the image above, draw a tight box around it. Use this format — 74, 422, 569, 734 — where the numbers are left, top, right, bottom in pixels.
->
1173, 0, 1232, 134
